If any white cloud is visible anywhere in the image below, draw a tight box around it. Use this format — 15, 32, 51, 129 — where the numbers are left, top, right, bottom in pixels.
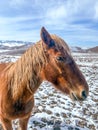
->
44, 0, 97, 26
10, 0, 27, 8
46, 5, 67, 20
94, 1, 98, 20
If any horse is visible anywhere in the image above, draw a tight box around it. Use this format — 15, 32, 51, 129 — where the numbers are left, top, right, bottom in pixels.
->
0, 27, 89, 130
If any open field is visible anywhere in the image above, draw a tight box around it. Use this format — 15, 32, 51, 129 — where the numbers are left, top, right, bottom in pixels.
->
0, 52, 98, 130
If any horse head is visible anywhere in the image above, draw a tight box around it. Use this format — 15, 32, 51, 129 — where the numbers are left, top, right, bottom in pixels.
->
40, 27, 89, 101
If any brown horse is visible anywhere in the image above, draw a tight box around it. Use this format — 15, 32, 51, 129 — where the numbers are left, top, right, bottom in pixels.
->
0, 27, 89, 130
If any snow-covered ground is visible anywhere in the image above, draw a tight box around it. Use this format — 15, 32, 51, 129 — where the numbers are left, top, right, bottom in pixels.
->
0, 52, 98, 130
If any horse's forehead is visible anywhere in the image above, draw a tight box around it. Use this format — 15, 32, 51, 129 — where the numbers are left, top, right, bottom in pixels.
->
51, 35, 71, 55
55, 43, 71, 56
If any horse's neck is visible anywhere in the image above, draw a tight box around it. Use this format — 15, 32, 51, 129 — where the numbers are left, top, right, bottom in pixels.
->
7, 43, 45, 101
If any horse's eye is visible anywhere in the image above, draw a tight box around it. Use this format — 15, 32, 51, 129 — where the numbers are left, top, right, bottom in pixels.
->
56, 56, 64, 62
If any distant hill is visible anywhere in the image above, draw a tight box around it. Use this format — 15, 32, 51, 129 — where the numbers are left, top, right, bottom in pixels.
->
86, 46, 98, 53
70, 46, 86, 53
0, 40, 98, 55
0, 40, 33, 55
71, 46, 98, 53
0, 40, 32, 47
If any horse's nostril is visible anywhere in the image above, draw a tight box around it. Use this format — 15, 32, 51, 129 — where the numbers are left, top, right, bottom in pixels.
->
81, 90, 87, 99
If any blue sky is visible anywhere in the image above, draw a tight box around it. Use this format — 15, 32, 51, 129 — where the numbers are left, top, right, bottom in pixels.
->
0, 0, 98, 47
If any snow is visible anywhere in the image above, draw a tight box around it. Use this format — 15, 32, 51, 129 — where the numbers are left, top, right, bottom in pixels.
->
70, 46, 80, 52
0, 40, 28, 47
0, 41, 33, 48
0, 55, 19, 63
0, 49, 10, 52
0, 42, 24, 47
0, 52, 98, 130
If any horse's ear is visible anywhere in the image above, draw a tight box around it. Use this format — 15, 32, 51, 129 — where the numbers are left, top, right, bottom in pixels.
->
40, 27, 55, 48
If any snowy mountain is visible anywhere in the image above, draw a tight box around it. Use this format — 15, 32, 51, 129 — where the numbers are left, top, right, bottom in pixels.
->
0, 40, 33, 55
0, 40, 85, 53
0, 40, 32, 47
86, 46, 98, 53
70, 46, 86, 53
0, 40, 98, 55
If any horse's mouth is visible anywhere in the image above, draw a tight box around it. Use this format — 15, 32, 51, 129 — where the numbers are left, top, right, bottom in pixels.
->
70, 93, 78, 101
70, 93, 85, 101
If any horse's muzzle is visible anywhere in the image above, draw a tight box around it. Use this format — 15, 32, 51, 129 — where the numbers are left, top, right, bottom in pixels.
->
70, 90, 88, 101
